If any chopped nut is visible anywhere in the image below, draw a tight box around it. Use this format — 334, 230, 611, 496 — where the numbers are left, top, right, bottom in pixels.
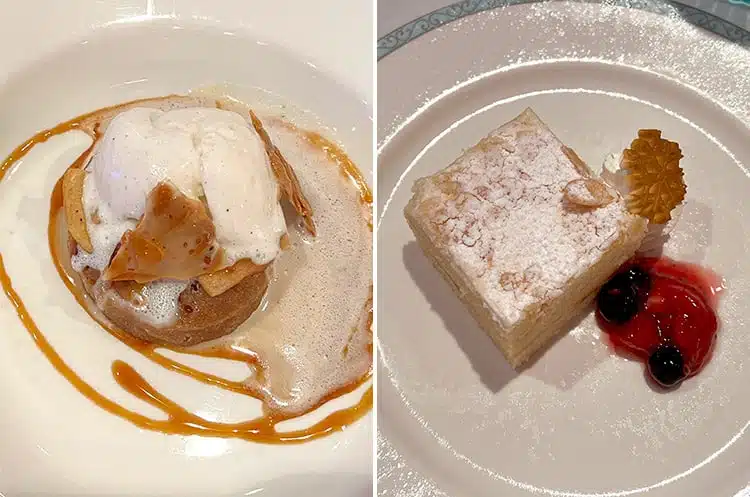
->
561, 146, 593, 176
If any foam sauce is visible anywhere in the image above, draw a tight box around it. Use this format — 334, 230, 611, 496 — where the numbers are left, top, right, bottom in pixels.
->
132, 279, 189, 327
209, 120, 373, 413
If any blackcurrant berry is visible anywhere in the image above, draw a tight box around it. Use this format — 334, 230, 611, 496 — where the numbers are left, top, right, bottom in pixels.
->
597, 276, 638, 324
648, 344, 685, 387
621, 266, 651, 298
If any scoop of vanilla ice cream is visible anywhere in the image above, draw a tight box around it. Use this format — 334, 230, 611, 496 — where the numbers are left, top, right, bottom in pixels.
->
89, 107, 202, 219
82, 106, 287, 267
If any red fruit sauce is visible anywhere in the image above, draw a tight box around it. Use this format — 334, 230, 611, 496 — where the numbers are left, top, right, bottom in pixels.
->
596, 257, 724, 380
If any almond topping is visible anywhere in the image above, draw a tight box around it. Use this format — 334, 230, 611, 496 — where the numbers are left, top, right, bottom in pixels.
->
563, 178, 615, 208
561, 145, 593, 176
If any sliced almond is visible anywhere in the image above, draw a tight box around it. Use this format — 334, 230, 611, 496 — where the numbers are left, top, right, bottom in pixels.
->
563, 178, 615, 208
62, 168, 93, 253
198, 258, 267, 297
249, 110, 316, 236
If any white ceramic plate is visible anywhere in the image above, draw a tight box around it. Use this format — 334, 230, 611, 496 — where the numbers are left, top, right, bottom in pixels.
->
0, 1, 373, 495
377, 2, 750, 496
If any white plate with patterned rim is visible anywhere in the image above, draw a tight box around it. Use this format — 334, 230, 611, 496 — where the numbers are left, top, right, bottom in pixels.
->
0, 0, 373, 495
377, 1, 750, 496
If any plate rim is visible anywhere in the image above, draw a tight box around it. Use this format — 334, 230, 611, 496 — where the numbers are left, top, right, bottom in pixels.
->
377, 0, 750, 59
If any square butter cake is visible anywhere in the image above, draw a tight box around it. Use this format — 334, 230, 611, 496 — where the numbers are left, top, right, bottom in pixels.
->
405, 108, 648, 368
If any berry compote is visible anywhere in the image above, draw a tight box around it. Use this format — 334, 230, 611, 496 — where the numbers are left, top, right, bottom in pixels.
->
596, 257, 723, 388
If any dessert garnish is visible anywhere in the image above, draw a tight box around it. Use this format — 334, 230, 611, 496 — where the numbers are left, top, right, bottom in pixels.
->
596, 130, 723, 388
597, 257, 722, 388
62, 167, 93, 253
249, 110, 316, 236
621, 129, 687, 224
563, 178, 615, 208
103, 182, 221, 283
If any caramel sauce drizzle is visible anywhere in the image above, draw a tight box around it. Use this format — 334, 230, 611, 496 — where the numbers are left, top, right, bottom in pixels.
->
0, 100, 373, 443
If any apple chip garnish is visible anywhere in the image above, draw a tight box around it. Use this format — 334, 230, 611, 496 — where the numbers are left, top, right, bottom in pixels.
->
62, 168, 93, 253
104, 182, 222, 283
249, 110, 316, 236
622, 129, 686, 224
197, 233, 289, 297
198, 259, 267, 297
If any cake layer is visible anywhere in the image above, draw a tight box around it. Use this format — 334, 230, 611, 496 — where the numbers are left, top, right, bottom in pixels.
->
405, 108, 647, 366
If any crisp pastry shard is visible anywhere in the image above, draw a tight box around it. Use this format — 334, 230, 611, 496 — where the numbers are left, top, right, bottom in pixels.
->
404, 108, 648, 368
104, 182, 222, 283
198, 258, 267, 297
62, 168, 93, 253
249, 110, 316, 236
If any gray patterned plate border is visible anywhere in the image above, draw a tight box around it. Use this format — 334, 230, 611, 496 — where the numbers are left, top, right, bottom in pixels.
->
377, 0, 750, 59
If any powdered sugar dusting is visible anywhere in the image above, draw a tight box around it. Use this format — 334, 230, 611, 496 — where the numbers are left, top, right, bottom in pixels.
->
377, 432, 447, 497
412, 109, 636, 328
379, 2, 750, 151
